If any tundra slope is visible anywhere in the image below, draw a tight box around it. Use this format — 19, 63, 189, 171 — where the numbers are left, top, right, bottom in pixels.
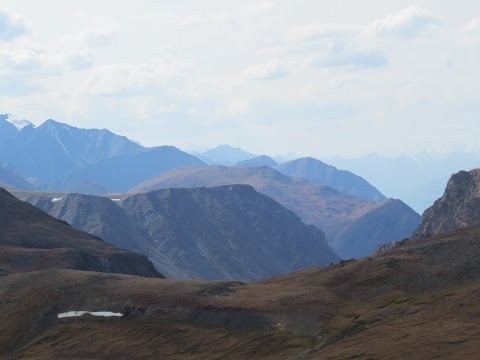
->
1, 225, 480, 359
0, 187, 160, 278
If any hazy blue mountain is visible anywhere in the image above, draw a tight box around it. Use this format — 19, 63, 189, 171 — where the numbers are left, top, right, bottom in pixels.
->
0, 116, 206, 193
276, 157, 386, 202
0, 114, 21, 143
335, 199, 420, 258
326, 152, 480, 213
0, 119, 143, 181
200, 145, 257, 165
18, 185, 339, 281
236, 155, 278, 167
63, 146, 206, 193
0, 163, 35, 191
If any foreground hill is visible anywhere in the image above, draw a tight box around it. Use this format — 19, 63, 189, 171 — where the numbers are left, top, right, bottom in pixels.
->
131, 165, 420, 257
1, 225, 480, 358
17, 185, 339, 280
0, 187, 160, 278
275, 157, 386, 202
413, 169, 480, 239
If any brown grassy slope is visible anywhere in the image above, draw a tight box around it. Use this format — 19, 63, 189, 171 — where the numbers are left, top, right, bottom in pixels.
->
1, 227, 480, 359
0, 187, 161, 278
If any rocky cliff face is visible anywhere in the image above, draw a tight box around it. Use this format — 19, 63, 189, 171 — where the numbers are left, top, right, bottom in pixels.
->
17, 185, 340, 281
413, 169, 480, 239
0, 187, 161, 278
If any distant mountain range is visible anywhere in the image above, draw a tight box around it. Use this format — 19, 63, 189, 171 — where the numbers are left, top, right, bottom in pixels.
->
17, 185, 339, 280
197, 144, 258, 165
0, 187, 160, 278
275, 157, 386, 202
0, 114, 205, 193
0, 114, 420, 259
326, 152, 480, 213
131, 165, 420, 258
236, 155, 278, 168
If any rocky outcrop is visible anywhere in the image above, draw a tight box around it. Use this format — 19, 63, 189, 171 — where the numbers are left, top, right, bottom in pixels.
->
413, 169, 480, 238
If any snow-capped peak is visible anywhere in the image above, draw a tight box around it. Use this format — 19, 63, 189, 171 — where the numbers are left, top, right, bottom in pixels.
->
4, 114, 35, 130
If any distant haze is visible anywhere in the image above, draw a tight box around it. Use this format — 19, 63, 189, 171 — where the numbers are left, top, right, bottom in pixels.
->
0, 1, 479, 157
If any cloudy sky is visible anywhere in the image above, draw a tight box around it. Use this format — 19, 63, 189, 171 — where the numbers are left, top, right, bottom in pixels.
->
1, 1, 479, 157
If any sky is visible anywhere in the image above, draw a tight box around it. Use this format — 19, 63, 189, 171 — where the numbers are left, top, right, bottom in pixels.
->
0, 0, 479, 157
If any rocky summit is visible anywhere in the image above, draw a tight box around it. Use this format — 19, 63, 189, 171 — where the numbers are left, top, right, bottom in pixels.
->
413, 169, 480, 239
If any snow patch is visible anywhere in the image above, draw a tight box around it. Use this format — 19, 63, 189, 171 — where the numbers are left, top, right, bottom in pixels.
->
46, 123, 72, 158
51, 197, 63, 203
57, 311, 123, 319
110, 198, 121, 202
4, 114, 35, 130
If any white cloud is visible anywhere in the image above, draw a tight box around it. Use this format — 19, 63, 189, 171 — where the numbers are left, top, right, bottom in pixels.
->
460, 17, 480, 44
313, 50, 387, 70
82, 60, 191, 96
0, 9, 30, 41
244, 60, 287, 80
462, 18, 480, 34
0, 48, 42, 71
289, 23, 361, 43
61, 27, 117, 48
363, 7, 440, 38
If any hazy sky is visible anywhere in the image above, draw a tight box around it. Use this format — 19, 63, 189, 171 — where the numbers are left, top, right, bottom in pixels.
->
1, 1, 479, 157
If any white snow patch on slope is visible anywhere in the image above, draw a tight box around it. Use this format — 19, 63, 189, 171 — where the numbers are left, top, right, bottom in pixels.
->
46, 123, 72, 158
110, 198, 121, 202
51, 197, 63, 203
57, 311, 123, 319
5, 114, 35, 130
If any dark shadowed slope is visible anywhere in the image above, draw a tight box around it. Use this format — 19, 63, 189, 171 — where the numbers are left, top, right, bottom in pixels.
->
18, 185, 339, 280
2, 226, 480, 359
413, 168, 480, 239
131, 165, 420, 258
276, 157, 386, 202
0, 187, 161, 278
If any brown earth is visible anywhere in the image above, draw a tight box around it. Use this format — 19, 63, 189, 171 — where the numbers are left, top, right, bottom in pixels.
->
2, 226, 480, 359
